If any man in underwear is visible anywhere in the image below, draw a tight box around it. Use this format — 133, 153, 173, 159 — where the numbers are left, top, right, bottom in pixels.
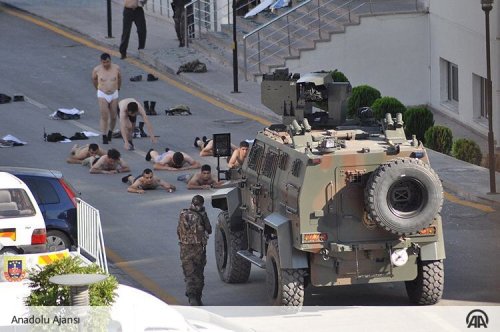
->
193, 136, 237, 157
146, 148, 201, 171
227, 141, 250, 169
66, 143, 106, 164
186, 164, 225, 190
122, 168, 176, 194
92, 53, 121, 144
119, 98, 157, 151
89, 148, 131, 174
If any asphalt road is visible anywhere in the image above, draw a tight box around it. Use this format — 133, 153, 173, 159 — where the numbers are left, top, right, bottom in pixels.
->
0, 9, 499, 306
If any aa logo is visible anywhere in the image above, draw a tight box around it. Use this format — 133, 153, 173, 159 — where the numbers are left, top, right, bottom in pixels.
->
466, 309, 489, 328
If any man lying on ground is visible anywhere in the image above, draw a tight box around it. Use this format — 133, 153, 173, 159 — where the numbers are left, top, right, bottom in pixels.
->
146, 148, 201, 171
89, 148, 131, 174
67, 143, 106, 164
122, 168, 176, 194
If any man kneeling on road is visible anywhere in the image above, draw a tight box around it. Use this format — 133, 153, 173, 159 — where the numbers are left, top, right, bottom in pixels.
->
89, 148, 131, 174
146, 148, 201, 171
122, 168, 176, 193
119, 98, 157, 151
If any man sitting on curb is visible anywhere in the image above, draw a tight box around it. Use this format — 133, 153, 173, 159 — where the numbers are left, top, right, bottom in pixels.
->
146, 148, 201, 171
178, 164, 225, 189
67, 143, 106, 164
119, 98, 157, 151
122, 168, 176, 194
89, 148, 131, 174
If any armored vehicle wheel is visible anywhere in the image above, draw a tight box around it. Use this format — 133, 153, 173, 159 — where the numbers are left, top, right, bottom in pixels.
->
365, 158, 443, 235
215, 211, 251, 283
405, 259, 444, 305
266, 240, 306, 306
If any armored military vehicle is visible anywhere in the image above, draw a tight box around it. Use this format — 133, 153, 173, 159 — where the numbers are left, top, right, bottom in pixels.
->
212, 69, 445, 306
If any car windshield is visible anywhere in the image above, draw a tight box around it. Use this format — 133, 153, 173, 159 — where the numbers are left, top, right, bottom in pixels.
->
0, 189, 36, 218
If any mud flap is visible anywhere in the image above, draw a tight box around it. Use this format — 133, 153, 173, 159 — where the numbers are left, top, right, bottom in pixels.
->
264, 213, 308, 269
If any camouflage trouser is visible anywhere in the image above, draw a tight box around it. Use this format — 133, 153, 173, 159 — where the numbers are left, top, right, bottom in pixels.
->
179, 244, 206, 298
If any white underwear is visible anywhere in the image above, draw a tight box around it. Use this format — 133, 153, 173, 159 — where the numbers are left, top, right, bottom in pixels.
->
97, 90, 119, 103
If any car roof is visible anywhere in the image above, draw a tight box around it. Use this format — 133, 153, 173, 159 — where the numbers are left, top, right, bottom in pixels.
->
0, 172, 30, 189
0, 166, 63, 179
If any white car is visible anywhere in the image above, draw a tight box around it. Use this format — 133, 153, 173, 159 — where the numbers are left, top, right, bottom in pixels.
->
0, 172, 47, 255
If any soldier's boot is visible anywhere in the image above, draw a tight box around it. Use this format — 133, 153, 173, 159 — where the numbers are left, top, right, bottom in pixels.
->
144, 101, 150, 115
188, 295, 201, 306
149, 101, 157, 115
196, 295, 203, 306
138, 122, 148, 137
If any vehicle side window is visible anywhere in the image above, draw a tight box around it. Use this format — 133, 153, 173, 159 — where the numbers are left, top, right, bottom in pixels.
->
0, 189, 36, 218
248, 141, 265, 173
33, 179, 60, 205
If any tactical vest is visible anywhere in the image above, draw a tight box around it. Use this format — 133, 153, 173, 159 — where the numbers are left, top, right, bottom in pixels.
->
177, 209, 208, 245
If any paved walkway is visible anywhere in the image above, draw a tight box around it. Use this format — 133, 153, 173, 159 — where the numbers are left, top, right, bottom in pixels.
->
1, 0, 500, 205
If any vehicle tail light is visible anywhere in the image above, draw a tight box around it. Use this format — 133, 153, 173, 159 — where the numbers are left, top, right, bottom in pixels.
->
59, 179, 77, 207
417, 226, 436, 235
31, 228, 47, 245
302, 232, 328, 243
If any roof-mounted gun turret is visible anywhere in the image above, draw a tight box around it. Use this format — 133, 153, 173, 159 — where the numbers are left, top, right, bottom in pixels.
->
261, 68, 351, 128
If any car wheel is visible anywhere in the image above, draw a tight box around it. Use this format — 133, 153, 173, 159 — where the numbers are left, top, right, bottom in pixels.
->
266, 239, 307, 306
215, 211, 251, 283
365, 158, 443, 235
46, 230, 71, 251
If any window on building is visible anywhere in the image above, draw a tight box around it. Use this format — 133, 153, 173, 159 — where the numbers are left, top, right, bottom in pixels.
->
447, 61, 459, 102
473, 73, 488, 121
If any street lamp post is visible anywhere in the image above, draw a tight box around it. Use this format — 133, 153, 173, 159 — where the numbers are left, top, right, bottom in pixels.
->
232, 0, 239, 93
481, 0, 497, 194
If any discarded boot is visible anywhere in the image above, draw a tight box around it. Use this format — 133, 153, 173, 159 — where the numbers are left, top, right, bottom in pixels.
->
13, 95, 24, 102
122, 174, 132, 183
130, 75, 142, 82
144, 101, 150, 115
149, 101, 157, 115
102, 135, 108, 144
194, 137, 200, 148
145, 148, 154, 162
147, 73, 159, 81
107, 130, 113, 142
138, 122, 148, 137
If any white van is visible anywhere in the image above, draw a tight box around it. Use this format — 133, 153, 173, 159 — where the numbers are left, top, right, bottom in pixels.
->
0, 172, 47, 254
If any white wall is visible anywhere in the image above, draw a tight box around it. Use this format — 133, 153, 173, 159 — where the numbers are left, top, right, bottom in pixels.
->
284, 13, 430, 106
429, 0, 499, 144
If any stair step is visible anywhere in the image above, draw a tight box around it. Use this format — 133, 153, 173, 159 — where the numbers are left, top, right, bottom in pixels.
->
237, 250, 266, 268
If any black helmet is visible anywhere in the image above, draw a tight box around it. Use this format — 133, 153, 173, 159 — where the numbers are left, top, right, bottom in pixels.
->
191, 195, 204, 207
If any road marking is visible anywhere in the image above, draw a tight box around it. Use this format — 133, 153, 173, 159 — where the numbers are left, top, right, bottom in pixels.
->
444, 192, 495, 213
106, 247, 179, 304
2, 5, 272, 127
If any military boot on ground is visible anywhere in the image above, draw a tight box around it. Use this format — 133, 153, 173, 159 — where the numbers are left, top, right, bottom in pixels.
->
149, 101, 157, 115
144, 100, 150, 115
138, 122, 148, 137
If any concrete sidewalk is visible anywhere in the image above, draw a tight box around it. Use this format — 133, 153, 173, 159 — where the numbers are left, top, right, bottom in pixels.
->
2, 0, 500, 206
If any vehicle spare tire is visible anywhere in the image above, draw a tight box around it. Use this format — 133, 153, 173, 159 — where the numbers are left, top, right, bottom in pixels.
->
364, 158, 443, 235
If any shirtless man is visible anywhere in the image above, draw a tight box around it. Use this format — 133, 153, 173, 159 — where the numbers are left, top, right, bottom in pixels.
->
228, 141, 250, 168
122, 168, 176, 194
119, 98, 157, 150
92, 53, 121, 144
66, 143, 106, 164
146, 148, 201, 171
194, 136, 237, 157
90, 148, 130, 174
186, 164, 224, 190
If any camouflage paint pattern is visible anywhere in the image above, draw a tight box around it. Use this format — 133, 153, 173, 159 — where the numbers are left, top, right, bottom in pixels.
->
179, 244, 206, 297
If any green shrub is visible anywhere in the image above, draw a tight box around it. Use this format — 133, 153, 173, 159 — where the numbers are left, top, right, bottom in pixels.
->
371, 96, 406, 120
424, 125, 453, 154
452, 138, 483, 165
404, 107, 434, 142
347, 85, 381, 117
330, 69, 349, 82
25, 256, 118, 306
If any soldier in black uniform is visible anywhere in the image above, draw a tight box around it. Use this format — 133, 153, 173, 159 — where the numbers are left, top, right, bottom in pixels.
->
177, 195, 212, 305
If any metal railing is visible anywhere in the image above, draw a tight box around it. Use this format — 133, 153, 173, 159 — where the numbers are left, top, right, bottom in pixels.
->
143, 0, 174, 18
76, 198, 108, 274
242, 0, 424, 80
184, 0, 216, 46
